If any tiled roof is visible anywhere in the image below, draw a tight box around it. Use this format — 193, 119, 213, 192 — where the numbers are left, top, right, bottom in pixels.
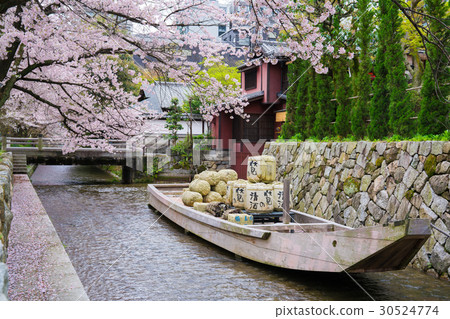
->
139, 82, 193, 113
244, 90, 264, 101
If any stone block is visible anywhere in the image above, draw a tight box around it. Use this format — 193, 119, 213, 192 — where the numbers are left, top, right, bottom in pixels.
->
431, 141, 443, 155
372, 175, 386, 194
403, 166, 419, 189
431, 195, 448, 215
324, 166, 332, 178
319, 196, 329, 213
387, 160, 399, 176
407, 141, 420, 156
370, 151, 380, 165
327, 185, 336, 204
376, 142, 387, 155
394, 182, 408, 201
352, 165, 365, 179
420, 182, 434, 206
343, 177, 360, 196
386, 176, 396, 196
414, 171, 428, 193
344, 206, 357, 226
411, 154, 420, 169
356, 154, 367, 169
346, 142, 357, 155
436, 161, 450, 174
410, 194, 423, 209
433, 218, 449, 245
396, 197, 411, 220
343, 159, 355, 169
357, 207, 368, 223
387, 195, 400, 216
430, 244, 450, 275
418, 141, 432, 156
360, 175, 372, 192
398, 152, 412, 169
312, 192, 322, 208
443, 141, 450, 154
368, 200, 385, 222
385, 147, 399, 164
419, 203, 438, 221
320, 181, 330, 195
375, 190, 389, 210
429, 174, 448, 195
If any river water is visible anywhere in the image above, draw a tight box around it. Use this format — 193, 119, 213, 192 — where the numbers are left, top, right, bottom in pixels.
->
31, 165, 449, 301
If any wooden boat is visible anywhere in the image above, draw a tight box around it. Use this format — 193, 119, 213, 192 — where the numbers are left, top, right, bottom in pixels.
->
147, 183, 431, 273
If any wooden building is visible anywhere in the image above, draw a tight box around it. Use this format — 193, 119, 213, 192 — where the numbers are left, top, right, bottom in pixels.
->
211, 42, 288, 177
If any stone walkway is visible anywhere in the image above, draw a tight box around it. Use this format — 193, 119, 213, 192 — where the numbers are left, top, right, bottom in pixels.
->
7, 175, 89, 301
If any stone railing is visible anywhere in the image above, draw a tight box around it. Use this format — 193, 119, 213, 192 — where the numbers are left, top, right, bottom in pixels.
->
263, 141, 449, 279
0, 152, 13, 300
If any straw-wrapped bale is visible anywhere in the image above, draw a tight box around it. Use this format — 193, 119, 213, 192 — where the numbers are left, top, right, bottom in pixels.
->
189, 179, 210, 196
182, 191, 203, 207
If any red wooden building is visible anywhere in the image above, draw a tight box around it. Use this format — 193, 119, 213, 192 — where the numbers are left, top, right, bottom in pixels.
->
211, 43, 288, 177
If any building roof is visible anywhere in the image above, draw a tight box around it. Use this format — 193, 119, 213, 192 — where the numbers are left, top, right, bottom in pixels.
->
139, 82, 193, 113
237, 40, 289, 70
244, 90, 264, 101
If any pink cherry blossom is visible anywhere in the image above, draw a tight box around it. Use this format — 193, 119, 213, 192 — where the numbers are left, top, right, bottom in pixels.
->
0, 0, 338, 151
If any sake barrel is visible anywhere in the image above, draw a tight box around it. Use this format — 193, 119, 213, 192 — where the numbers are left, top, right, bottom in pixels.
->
273, 182, 293, 211
245, 183, 274, 213
231, 179, 247, 209
247, 155, 276, 183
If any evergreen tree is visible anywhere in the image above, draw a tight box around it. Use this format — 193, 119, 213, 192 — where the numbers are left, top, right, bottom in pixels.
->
293, 59, 310, 139
280, 60, 300, 138
334, 57, 352, 137
352, 0, 373, 139
385, 0, 414, 136
165, 98, 183, 143
368, 0, 390, 140
313, 72, 334, 139
304, 69, 317, 137
418, 0, 449, 135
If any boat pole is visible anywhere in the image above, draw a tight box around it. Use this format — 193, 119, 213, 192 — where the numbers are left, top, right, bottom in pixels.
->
282, 178, 290, 224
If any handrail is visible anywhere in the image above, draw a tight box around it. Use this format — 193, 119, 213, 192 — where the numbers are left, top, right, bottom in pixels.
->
1, 136, 128, 152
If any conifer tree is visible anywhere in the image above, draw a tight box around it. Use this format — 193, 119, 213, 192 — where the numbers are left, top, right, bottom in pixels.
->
313, 72, 334, 139
165, 98, 183, 143
368, 0, 390, 140
280, 60, 300, 138
351, 0, 373, 139
385, 0, 414, 136
304, 69, 317, 138
334, 57, 351, 137
293, 59, 310, 139
418, 0, 449, 135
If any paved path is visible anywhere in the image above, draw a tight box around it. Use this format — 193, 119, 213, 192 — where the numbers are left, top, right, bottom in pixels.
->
7, 175, 89, 301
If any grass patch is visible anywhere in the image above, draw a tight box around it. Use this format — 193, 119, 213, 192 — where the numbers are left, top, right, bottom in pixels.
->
277, 130, 450, 143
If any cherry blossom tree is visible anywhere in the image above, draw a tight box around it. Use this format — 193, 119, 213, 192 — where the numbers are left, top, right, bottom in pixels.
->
0, 0, 338, 151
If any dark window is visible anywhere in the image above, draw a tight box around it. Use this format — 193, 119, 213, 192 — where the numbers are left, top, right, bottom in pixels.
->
218, 25, 227, 36
245, 69, 257, 90
233, 114, 274, 143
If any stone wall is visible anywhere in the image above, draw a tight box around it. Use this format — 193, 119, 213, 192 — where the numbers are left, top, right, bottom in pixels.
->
0, 152, 13, 300
263, 141, 450, 279
198, 150, 231, 172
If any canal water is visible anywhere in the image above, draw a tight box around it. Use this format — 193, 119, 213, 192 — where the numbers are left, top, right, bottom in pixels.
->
32, 165, 449, 301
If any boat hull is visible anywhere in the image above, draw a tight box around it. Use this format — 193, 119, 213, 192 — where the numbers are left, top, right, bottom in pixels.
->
147, 184, 431, 273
